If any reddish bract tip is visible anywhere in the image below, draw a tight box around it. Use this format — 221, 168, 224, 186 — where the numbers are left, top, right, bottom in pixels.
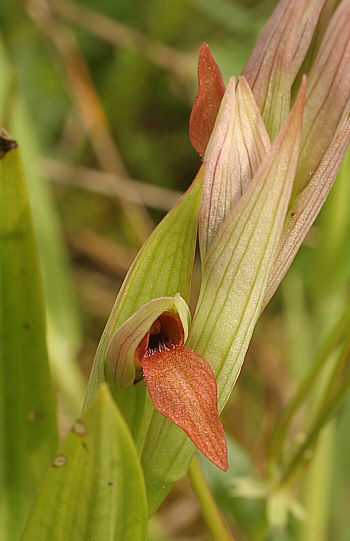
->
189, 43, 225, 160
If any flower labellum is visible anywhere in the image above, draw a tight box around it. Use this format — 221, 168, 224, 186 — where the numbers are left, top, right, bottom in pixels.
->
137, 312, 228, 471
105, 295, 228, 471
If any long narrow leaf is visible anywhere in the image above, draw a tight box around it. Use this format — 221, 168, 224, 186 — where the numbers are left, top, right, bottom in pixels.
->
0, 36, 84, 416
0, 132, 58, 541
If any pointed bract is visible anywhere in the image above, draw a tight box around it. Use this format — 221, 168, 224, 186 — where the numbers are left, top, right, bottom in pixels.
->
189, 43, 225, 158
199, 77, 236, 256
291, 0, 326, 81
234, 76, 271, 185
84, 168, 203, 407
292, 0, 350, 199
242, 0, 305, 140
199, 76, 271, 257
263, 116, 350, 310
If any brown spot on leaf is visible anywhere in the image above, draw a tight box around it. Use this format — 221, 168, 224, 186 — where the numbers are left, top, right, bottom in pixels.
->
71, 419, 88, 437
52, 455, 67, 467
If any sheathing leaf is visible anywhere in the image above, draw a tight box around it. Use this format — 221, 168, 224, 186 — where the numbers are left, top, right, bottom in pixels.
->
84, 168, 203, 407
21, 385, 147, 541
189, 78, 306, 412
83, 169, 203, 512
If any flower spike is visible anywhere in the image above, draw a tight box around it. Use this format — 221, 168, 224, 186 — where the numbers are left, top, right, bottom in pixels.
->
85, 0, 350, 514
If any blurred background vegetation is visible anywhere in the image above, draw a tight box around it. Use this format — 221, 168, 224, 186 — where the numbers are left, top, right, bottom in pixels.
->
1, 0, 350, 540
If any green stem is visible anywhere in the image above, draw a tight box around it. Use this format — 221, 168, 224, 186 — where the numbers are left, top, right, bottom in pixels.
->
318, 321, 350, 415
268, 299, 350, 465
277, 333, 350, 490
187, 456, 236, 541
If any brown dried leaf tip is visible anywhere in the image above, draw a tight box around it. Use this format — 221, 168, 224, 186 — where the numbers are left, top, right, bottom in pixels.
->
136, 311, 228, 471
0, 127, 18, 159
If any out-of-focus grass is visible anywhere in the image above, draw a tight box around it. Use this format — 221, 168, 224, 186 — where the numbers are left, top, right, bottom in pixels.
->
1, 1, 350, 539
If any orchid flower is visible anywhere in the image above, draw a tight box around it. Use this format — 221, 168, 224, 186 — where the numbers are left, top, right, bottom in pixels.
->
84, 0, 350, 515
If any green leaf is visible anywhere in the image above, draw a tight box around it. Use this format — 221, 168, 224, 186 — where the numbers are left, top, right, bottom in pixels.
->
21, 384, 147, 541
0, 134, 58, 541
109, 167, 203, 329
0, 35, 84, 417
13, 102, 85, 416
